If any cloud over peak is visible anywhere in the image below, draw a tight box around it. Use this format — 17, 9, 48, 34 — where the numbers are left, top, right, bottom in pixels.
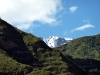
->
69, 6, 78, 13
71, 24, 95, 32
0, 0, 63, 30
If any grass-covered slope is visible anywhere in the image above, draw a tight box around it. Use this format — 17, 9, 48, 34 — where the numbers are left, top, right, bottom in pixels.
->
0, 18, 87, 75
56, 34, 100, 75
57, 34, 100, 59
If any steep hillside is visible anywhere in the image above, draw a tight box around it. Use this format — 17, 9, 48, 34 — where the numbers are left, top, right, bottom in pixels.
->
56, 34, 100, 59
0, 18, 87, 75
56, 34, 100, 75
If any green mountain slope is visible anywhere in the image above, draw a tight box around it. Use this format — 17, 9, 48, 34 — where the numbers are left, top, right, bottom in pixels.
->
56, 34, 100, 75
0, 18, 87, 75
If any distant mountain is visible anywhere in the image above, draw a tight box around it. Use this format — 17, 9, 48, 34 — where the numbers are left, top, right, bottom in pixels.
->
40, 36, 72, 48
56, 34, 100, 75
0, 18, 87, 75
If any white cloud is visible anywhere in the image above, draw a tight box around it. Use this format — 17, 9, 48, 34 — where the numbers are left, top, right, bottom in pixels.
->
16, 22, 32, 30
15, 22, 40, 30
0, 0, 63, 30
69, 6, 78, 13
71, 23, 95, 32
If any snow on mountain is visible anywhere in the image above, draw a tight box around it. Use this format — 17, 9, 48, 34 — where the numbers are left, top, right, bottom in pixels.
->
40, 36, 72, 48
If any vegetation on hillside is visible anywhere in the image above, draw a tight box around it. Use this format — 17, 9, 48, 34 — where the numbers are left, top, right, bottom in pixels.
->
56, 34, 100, 75
0, 18, 87, 75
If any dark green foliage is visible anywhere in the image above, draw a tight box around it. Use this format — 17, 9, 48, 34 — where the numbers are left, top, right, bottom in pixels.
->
0, 18, 87, 75
57, 34, 100, 59
56, 34, 100, 75
0, 49, 33, 75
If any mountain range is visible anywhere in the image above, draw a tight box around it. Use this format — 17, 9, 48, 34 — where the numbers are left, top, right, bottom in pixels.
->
0, 18, 87, 75
40, 36, 72, 48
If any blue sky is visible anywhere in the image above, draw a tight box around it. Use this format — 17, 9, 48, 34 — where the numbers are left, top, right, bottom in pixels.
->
0, 0, 100, 39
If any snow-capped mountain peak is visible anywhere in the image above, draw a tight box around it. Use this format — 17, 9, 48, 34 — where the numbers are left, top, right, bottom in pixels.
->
41, 36, 72, 48
47, 36, 59, 47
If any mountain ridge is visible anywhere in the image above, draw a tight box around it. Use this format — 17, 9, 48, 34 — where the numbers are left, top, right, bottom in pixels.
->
56, 34, 100, 75
0, 18, 87, 75
41, 36, 72, 48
